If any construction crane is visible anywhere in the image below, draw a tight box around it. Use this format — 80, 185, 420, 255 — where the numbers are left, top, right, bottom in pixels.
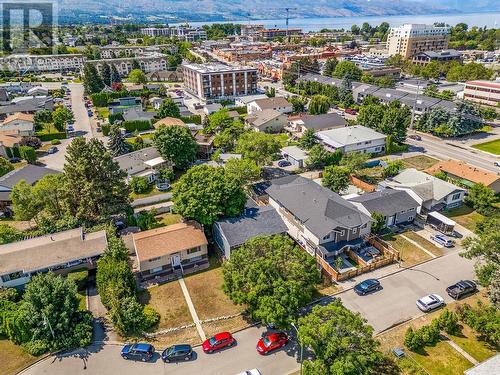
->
284, 7, 297, 43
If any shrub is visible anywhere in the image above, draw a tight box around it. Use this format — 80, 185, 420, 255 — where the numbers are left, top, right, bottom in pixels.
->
101, 124, 110, 136
420, 320, 441, 345
404, 327, 424, 352
142, 305, 160, 330
36, 132, 66, 142
67, 269, 88, 291
23, 339, 50, 356
122, 120, 152, 133
73, 311, 94, 348
130, 176, 150, 194
108, 112, 124, 125
456, 302, 500, 347
180, 114, 202, 125
438, 309, 460, 335
19, 146, 36, 163
50, 139, 61, 145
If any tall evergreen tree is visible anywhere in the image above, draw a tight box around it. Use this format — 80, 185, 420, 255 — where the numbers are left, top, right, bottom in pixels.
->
110, 64, 121, 84
82, 63, 104, 94
131, 59, 141, 70
108, 124, 130, 156
323, 57, 338, 77
101, 62, 111, 86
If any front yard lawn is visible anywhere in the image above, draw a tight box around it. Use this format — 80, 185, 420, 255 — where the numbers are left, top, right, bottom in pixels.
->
402, 155, 439, 170
96, 107, 110, 120
130, 186, 166, 200
146, 326, 201, 349
382, 234, 432, 267
472, 139, 500, 155
409, 341, 473, 375
443, 205, 484, 232
138, 281, 193, 329
402, 231, 443, 257
0, 339, 39, 375
449, 323, 497, 362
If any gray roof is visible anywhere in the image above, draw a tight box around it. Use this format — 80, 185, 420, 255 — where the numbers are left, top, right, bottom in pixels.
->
0, 97, 54, 115
371, 88, 409, 102
399, 94, 442, 110
247, 109, 284, 128
349, 190, 420, 216
252, 96, 291, 110
297, 73, 342, 87
215, 206, 287, 248
465, 354, 500, 375
266, 175, 371, 238
0, 165, 60, 191
295, 113, 347, 130
317, 125, 386, 147
122, 108, 156, 122
417, 49, 461, 59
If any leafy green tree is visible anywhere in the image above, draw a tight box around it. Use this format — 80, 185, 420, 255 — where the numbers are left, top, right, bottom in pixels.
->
101, 62, 111, 86
340, 152, 369, 175
236, 132, 280, 166
265, 87, 276, 98
333, 61, 362, 81
404, 327, 424, 352
32, 174, 67, 221
0, 157, 14, 177
383, 159, 404, 178
371, 212, 385, 234
173, 164, 246, 225
323, 57, 338, 77
322, 165, 350, 193
110, 64, 121, 84
298, 300, 384, 375
34, 110, 53, 129
0, 224, 21, 244
299, 129, 318, 150
309, 95, 330, 115
357, 104, 384, 128
82, 63, 104, 94
339, 75, 354, 107
437, 309, 460, 335
223, 235, 320, 327
380, 101, 410, 142
64, 138, 130, 224
130, 176, 150, 194
306, 144, 342, 169
153, 125, 198, 170
157, 98, 180, 119
214, 121, 246, 151
289, 96, 307, 113
107, 124, 130, 156
18, 146, 36, 164
52, 106, 74, 132
224, 158, 261, 184
131, 59, 141, 70
205, 109, 233, 134
128, 69, 147, 84
11, 181, 41, 224
465, 183, 496, 211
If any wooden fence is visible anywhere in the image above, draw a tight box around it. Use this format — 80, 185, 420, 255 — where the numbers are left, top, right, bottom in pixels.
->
350, 176, 376, 192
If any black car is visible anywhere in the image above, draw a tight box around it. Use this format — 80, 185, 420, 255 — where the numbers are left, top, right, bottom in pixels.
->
278, 160, 291, 168
446, 280, 477, 300
161, 344, 193, 363
121, 343, 155, 362
354, 279, 381, 295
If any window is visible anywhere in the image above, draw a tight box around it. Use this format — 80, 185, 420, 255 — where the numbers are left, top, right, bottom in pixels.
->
148, 257, 161, 262
322, 234, 330, 240
451, 193, 461, 201
187, 247, 199, 255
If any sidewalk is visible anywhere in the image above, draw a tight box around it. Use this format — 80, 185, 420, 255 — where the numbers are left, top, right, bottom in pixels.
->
178, 277, 206, 341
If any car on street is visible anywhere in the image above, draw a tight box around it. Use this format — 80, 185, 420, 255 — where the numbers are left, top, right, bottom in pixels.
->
202, 332, 235, 353
416, 294, 445, 312
408, 134, 422, 141
121, 343, 155, 362
256, 332, 289, 355
446, 280, 477, 300
344, 108, 357, 115
354, 279, 381, 295
278, 160, 291, 168
161, 344, 193, 362
47, 146, 58, 154
236, 370, 262, 375
430, 234, 454, 247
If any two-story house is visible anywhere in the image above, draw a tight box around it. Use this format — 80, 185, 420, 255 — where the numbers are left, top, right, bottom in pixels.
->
316, 125, 387, 154
113, 146, 168, 183
266, 175, 372, 271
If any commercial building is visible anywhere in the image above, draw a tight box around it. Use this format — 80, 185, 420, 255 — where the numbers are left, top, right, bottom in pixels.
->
182, 63, 258, 100
0, 54, 85, 73
140, 26, 207, 42
387, 24, 450, 58
86, 53, 168, 77
412, 49, 462, 66
463, 80, 500, 107
214, 48, 272, 63
99, 44, 176, 59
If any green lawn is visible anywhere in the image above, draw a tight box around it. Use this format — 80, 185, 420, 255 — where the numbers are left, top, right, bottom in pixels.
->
382, 234, 433, 267
96, 107, 110, 119
402, 231, 443, 257
472, 139, 500, 155
449, 324, 497, 363
0, 339, 39, 375
443, 205, 484, 232
155, 213, 182, 226
130, 186, 166, 200
409, 341, 473, 375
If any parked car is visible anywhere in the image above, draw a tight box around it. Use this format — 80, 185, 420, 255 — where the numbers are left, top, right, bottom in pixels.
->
161, 344, 193, 362
236, 370, 261, 375
96, 126, 102, 133
416, 294, 445, 312
354, 279, 381, 296
202, 332, 235, 353
47, 146, 58, 154
430, 234, 454, 248
121, 343, 155, 361
446, 280, 477, 300
408, 134, 422, 141
9, 157, 21, 163
344, 108, 357, 115
278, 160, 291, 168
256, 332, 289, 355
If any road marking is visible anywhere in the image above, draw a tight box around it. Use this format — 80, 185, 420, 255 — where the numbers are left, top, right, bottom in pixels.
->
178, 277, 206, 341
400, 234, 437, 259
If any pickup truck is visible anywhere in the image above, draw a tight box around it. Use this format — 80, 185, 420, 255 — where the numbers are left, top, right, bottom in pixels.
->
446, 280, 477, 300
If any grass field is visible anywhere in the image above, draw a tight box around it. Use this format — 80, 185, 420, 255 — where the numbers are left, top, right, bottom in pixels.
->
402, 155, 439, 170
0, 339, 39, 375
410, 341, 473, 375
472, 139, 500, 155
382, 234, 433, 267
443, 205, 484, 232
402, 231, 443, 257
155, 213, 182, 226
449, 324, 497, 362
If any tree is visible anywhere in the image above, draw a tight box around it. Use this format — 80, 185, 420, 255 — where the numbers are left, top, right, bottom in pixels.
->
107, 124, 130, 156
153, 125, 198, 170
236, 132, 280, 166
265, 87, 276, 98
128, 69, 147, 84
34, 110, 53, 129
32, 174, 67, 222
205, 109, 233, 134
64, 138, 130, 224
52, 106, 74, 132
223, 235, 320, 327
357, 104, 385, 129
380, 101, 410, 142
19, 137, 42, 150
157, 98, 181, 119
340, 152, 369, 175
333, 61, 362, 81
213, 121, 246, 151
101, 62, 111, 86
383, 159, 404, 178
11, 181, 41, 224
309, 95, 330, 115
323, 57, 338, 77
289, 96, 307, 113
0, 157, 14, 177
465, 183, 496, 211
371, 212, 385, 234
130, 176, 150, 194
172, 164, 246, 225
131, 59, 141, 70
306, 145, 342, 169
339, 75, 354, 107
110, 64, 121, 84
82, 63, 104, 94
299, 129, 318, 150
224, 158, 261, 184
298, 300, 384, 375
0, 224, 21, 244
322, 166, 350, 193
404, 327, 424, 352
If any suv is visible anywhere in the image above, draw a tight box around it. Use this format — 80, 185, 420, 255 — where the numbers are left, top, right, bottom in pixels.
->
161, 344, 193, 362
354, 279, 381, 295
416, 294, 445, 312
121, 343, 155, 361
431, 234, 454, 247
446, 280, 477, 300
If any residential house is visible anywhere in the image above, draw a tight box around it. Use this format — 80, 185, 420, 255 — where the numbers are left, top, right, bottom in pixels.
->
281, 146, 309, 168
0, 113, 35, 136
213, 206, 288, 259
266, 175, 372, 267
316, 125, 386, 154
245, 109, 287, 132
348, 190, 420, 226
122, 108, 157, 123
0, 97, 54, 119
398, 94, 443, 114
247, 97, 292, 116
114, 146, 168, 183
0, 132, 22, 159
149, 96, 163, 110
27, 86, 49, 96
133, 222, 209, 281
352, 83, 380, 103
218, 153, 242, 165
234, 94, 268, 107
153, 117, 186, 129
287, 113, 347, 137
425, 160, 500, 193
108, 97, 142, 115
380, 168, 465, 211
193, 132, 215, 158
0, 165, 60, 212
0, 228, 107, 288
203, 103, 223, 115
371, 88, 409, 105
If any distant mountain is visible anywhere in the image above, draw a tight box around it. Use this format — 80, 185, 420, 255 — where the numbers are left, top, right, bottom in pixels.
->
57, 0, 500, 24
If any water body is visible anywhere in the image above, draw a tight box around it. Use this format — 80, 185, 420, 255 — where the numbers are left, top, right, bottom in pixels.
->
181, 12, 500, 32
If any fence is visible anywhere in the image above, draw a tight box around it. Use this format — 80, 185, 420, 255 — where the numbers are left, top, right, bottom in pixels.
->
350, 176, 376, 192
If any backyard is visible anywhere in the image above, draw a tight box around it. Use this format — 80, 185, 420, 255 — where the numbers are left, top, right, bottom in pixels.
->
472, 139, 500, 155
402, 155, 439, 170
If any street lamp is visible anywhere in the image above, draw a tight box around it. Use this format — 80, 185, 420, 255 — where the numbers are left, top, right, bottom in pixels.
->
291, 322, 303, 375
41, 311, 55, 340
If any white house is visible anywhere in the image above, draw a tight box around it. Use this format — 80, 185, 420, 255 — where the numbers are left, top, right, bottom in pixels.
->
114, 146, 168, 183
247, 96, 292, 115
316, 125, 386, 154
0, 113, 35, 136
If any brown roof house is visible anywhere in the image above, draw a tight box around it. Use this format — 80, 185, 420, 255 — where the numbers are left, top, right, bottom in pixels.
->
133, 222, 209, 283
426, 160, 500, 194
247, 96, 292, 115
153, 117, 186, 129
245, 109, 288, 133
0, 113, 35, 136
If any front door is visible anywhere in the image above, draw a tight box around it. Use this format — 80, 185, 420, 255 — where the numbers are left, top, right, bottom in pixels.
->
171, 254, 181, 268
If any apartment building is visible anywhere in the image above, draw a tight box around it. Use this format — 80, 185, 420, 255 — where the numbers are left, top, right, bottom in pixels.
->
182, 63, 258, 100
99, 44, 176, 59
259, 28, 303, 41
140, 26, 207, 42
387, 24, 450, 58
412, 49, 462, 66
214, 48, 272, 63
86, 53, 168, 76
0, 54, 85, 73
241, 24, 265, 38
463, 80, 500, 107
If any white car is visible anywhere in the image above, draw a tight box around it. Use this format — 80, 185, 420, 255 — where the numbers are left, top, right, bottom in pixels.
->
236, 370, 261, 375
416, 294, 445, 312
430, 234, 454, 248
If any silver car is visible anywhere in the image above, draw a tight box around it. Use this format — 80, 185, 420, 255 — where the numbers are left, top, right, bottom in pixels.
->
416, 294, 445, 312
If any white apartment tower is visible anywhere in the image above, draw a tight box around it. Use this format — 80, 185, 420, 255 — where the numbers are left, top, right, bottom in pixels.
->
387, 24, 450, 58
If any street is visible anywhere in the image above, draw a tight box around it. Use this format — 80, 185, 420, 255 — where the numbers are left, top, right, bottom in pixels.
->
21, 249, 476, 375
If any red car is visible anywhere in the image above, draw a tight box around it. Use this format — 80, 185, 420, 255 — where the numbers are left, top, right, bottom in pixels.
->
256, 332, 289, 355
202, 332, 235, 353
344, 108, 357, 115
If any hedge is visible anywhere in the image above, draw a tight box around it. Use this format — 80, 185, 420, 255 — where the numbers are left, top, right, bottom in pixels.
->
90, 90, 129, 107
122, 120, 152, 133
108, 113, 124, 125
19, 146, 36, 163
180, 114, 202, 125
36, 132, 67, 142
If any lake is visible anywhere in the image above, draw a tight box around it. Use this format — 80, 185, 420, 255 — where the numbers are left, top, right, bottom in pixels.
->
181, 12, 500, 32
